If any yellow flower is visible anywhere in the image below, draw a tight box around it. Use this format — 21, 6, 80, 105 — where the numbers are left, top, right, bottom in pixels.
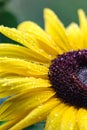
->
0, 8, 87, 130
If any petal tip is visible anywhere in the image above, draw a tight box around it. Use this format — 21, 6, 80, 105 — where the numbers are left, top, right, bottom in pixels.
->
78, 9, 86, 18
44, 8, 55, 16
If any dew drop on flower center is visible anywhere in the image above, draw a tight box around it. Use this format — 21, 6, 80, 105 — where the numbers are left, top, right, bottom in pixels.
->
49, 50, 87, 108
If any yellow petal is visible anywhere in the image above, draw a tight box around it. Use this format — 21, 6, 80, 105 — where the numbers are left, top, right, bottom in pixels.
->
18, 21, 62, 55
66, 23, 84, 50
44, 8, 71, 52
0, 57, 48, 78
0, 119, 19, 130
78, 9, 87, 47
0, 77, 51, 97
0, 72, 23, 78
10, 98, 59, 130
78, 9, 87, 32
60, 106, 77, 130
77, 108, 87, 130
45, 103, 68, 130
0, 26, 51, 62
0, 112, 32, 130
0, 44, 50, 63
0, 88, 55, 121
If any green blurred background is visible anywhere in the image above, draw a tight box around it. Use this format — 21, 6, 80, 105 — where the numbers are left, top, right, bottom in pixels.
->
3, 0, 87, 26
0, 0, 87, 129
1, 0, 87, 43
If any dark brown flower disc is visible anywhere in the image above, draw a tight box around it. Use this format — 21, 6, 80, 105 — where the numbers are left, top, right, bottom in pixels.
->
49, 50, 87, 108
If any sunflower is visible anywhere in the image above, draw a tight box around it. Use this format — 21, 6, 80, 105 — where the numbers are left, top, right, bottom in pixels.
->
0, 8, 87, 130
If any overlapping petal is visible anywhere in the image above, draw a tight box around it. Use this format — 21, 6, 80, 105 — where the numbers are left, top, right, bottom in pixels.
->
0, 44, 50, 62
0, 88, 55, 121
18, 21, 62, 55
0, 77, 51, 97
44, 8, 71, 51
66, 23, 84, 50
9, 98, 59, 130
0, 26, 51, 62
0, 57, 48, 78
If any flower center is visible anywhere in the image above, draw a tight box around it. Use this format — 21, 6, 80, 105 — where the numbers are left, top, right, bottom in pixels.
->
49, 50, 87, 108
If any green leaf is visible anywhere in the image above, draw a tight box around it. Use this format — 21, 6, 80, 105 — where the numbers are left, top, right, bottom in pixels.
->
24, 122, 45, 130
0, 121, 6, 125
